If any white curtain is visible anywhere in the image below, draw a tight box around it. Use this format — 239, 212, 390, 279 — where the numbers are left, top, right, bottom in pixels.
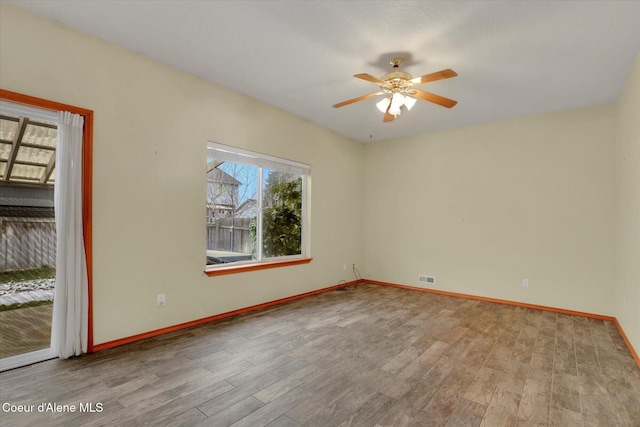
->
51, 111, 88, 359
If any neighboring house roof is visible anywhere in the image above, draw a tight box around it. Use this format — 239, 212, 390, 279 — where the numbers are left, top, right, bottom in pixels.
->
0, 185, 54, 208
235, 199, 257, 218
206, 167, 241, 186
0, 184, 54, 217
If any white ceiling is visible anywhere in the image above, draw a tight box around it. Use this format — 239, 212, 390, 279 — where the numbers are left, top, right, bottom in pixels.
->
7, 1, 640, 143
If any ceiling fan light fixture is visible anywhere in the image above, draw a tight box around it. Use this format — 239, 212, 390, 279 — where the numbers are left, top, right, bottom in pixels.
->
376, 97, 391, 113
332, 57, 457, 123
389, 93, 404, 116
404, 96, 417, 111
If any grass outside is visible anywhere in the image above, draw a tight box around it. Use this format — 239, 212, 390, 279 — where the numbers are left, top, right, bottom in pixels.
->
0, 266, 55, 284
0, 300, 53, 312
0, 266, 55, 312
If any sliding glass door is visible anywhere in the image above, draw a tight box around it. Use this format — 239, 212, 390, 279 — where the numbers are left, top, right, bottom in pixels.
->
0, 101, 59, 370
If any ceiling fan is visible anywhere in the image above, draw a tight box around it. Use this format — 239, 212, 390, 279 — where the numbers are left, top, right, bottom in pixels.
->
333, 57, 458, 122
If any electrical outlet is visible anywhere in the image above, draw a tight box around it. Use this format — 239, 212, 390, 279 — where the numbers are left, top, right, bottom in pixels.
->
157, 293, 166, 308
342, 263, 347, 271
522, 279, 529, 288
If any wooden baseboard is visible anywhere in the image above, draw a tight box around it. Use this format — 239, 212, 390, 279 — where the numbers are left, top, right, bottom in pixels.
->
91, 281, 355, 352
366, 279, 615, 320
366, 279, 640, 368
612, 318, 640, 367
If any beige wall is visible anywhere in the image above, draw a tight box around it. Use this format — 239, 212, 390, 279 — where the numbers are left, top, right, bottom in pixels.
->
1, 2, 637, 354
0, 3, 364, 344
615, 52, 640, 352
363, 104, 616, 316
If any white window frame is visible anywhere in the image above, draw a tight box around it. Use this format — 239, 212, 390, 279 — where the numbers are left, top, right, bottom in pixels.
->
206, 142, 311, 274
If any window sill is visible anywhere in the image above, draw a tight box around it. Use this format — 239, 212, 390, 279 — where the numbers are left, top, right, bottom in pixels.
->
205, 257, 312, 277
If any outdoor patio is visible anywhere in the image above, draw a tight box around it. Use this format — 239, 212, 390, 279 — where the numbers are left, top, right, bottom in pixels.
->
0, 303, 52, 359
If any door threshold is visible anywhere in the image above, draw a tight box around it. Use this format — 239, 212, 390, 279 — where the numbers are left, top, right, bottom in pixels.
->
0, 349, 56, 372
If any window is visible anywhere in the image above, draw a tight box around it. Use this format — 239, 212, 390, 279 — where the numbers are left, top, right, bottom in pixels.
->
206, 142, 310, 273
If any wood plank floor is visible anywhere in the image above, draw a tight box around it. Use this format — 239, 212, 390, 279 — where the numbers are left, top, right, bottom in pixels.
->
1, 283, 639, 426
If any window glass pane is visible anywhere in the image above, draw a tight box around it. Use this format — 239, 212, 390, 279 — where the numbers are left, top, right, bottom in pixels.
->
206, 142, 309, 270
261, 169, 303, 258
206, 160, 258, 265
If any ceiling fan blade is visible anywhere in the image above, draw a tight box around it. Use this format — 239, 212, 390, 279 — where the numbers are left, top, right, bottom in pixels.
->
411, 89, 458, 108
332, 91, 384, 108
383, 104, 395, 122
409, 69, 457, 85
354, 73, 387, 85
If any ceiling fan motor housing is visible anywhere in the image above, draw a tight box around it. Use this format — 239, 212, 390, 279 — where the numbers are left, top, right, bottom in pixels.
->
380, 70, 413, 93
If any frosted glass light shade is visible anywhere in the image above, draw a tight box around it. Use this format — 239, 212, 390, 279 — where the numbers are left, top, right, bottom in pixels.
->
389, 93, 404, 115
404, 96, 417, 110
376, 97, 391, 113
